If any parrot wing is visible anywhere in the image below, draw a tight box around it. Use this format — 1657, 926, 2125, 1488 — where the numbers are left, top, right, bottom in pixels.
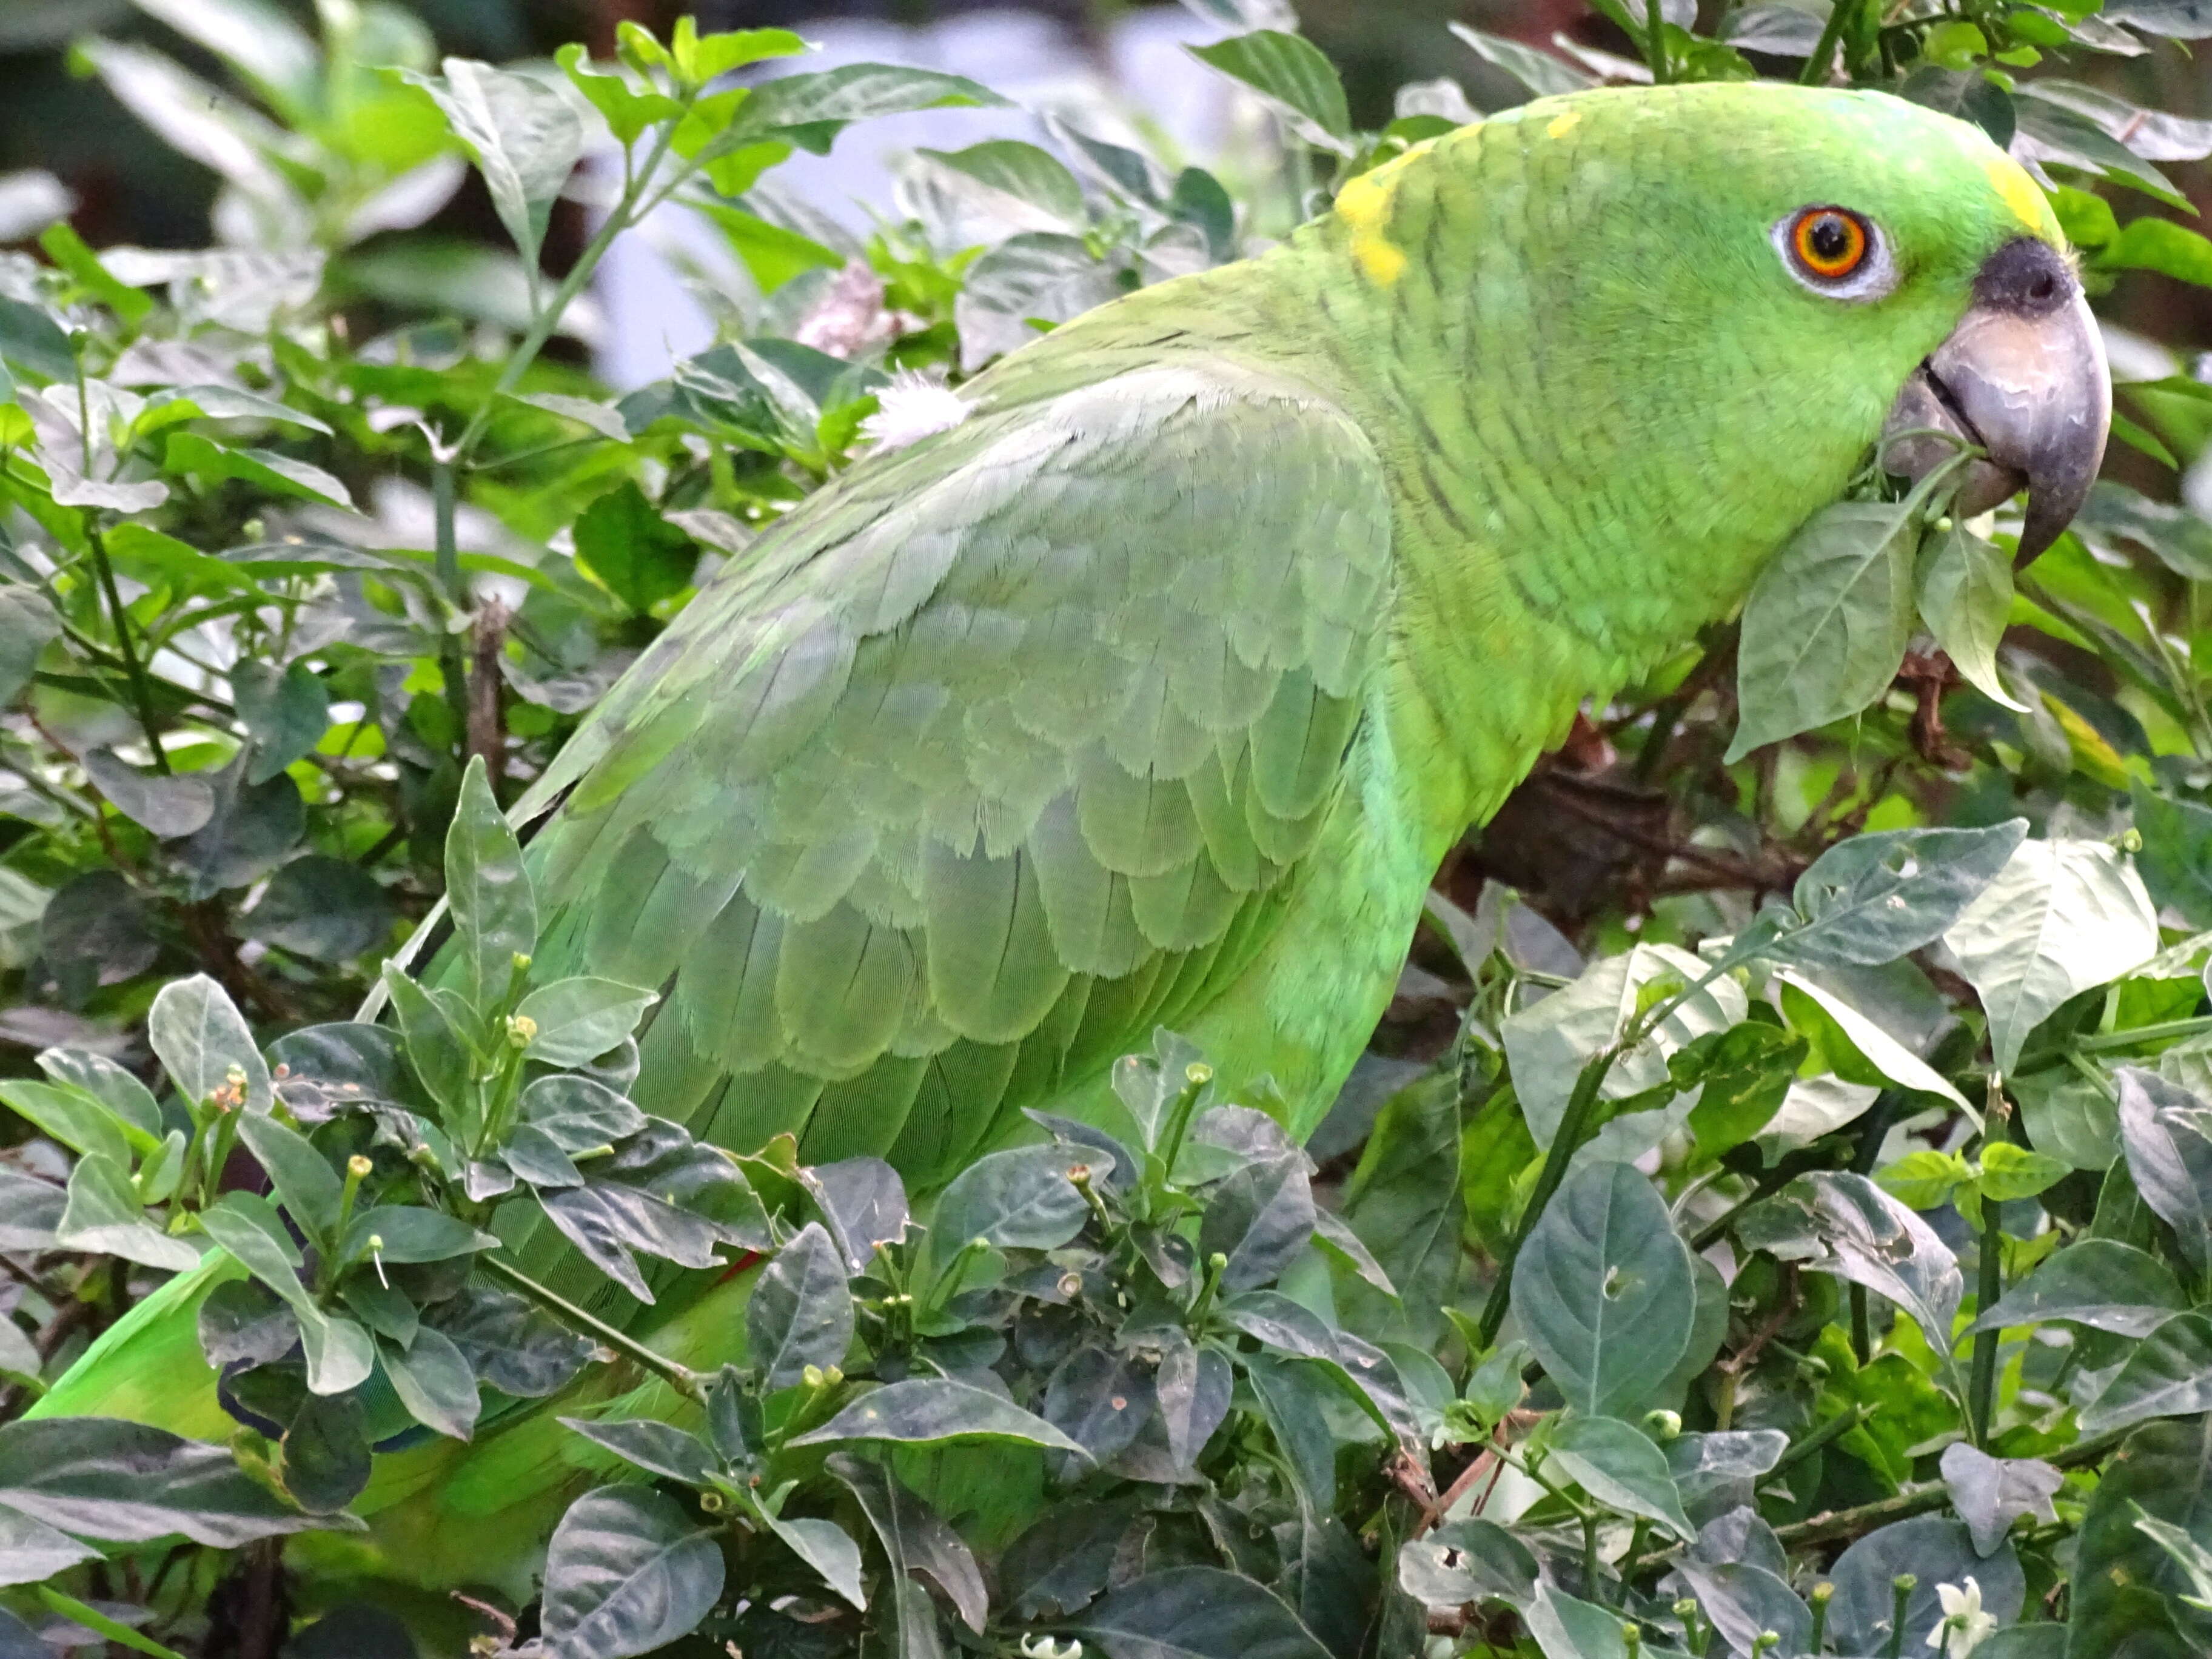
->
515, 356, 1395, 1199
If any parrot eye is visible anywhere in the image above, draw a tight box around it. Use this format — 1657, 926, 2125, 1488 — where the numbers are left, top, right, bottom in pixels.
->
1774, 206, 1894, 301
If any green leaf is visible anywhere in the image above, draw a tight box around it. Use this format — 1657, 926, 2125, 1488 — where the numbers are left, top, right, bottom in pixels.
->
2013, 95, 2191, 210
518, 977, 658, 1068
244, 856, 394, 964
199, 1193, 374, 1395
340, 1205, 497, 1265
1943, 839, 2160, 1072
746, 1221, 853, 1393
235, 1113, 343, 1243
2101, 215, 2212, 284
430, 1284, 593, 1398
2066, 1416, 2212, 1657
572, 480, 697, 614
398, 59, 584, 287
0, 1509, 99, 1588
1740, 1173, 1963, 1366
1937, 1441, 2062, 1556
1677, 1024, 1803, 1153
2136, 785, 2212, 930
1546, 1415, 1695, 1541
174, 764, 305, 899
754, 1509, 866, 1612
0, 1079, 134, 1167
669, 18, 809, 83
0, 295, 75, 382
56, 1152, 201, 1271
149, 973, 272, 1114
0, 1415, 329, 1545
540, 1486, 725, 1659
39, 222, 151, 327
788, 1378, 1088, 1457
230, 659, 329, 784
1726, 501, 1918, 762
0, 585, 61, 705
280, 1391, 370, 1514
35, 1589, 187, 1659
829, 1453, 988, 1631
1187, 31, 1353, 153
916, 139, 1087, 231
1073, 1566, 1332, 1659
81, 747, 215, 839
164, 431, 354, 509
1199, 1154, 1315, 1292
36, 1047, 159, 1142
2115, 1067, 2212, 1277
688, 199, 844, 294
1877, 1148, 1972, 1210
558, 1419, 712, 1487
380, 965, 474, 1121
446, 754, 535, 1008
1520, 1582, 1640, 1659
1972, 1238, 2187, 1336
2081, 1311, 2212, 1432
1919, 521, 2029, 709
555, 44, 681, 145
1334, 1071, 1460, 1339
1448, 24, 1600, 98
736, 64, 1008, 142
930, 1144, 1092, 1258
1828, 1517, 2022, 1654
1975, 1139, 2070, 1201
2014, 1064, 2122, 1170
523, 1074, 648, 1150
1510, 1162, 1695, 1418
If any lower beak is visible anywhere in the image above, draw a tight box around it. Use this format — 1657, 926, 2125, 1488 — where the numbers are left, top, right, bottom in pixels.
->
1879, 238, 2110, 562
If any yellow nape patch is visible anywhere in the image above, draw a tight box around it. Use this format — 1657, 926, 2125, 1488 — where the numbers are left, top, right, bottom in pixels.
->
1335, 161, 1412, 286
1984, 153, 2057, 239
1547, 109, 1581, 138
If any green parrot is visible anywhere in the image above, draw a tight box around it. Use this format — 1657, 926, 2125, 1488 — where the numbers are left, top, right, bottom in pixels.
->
33, 80, 2108, 1586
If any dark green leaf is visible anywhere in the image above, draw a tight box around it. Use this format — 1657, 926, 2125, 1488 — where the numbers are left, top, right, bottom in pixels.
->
788, 1378, 1087, 1456
0, 1507, 99, 1587
199, 1194, 374, 1395
0, 1170, 63, 1254
429, 1284, 593, 1397
2081, 1311, 2212, 1432
805, 1156, 910, 1272
540, 1486, 725, 1659
379, 965, 472, 1120
523, 1074, 648, 1150
399, 60, 583, 282
1199, 1155, 1315, 1292
341, 1205, 497, 1265
1826, 1517, 2022, 1655
931, 1144, 1091, 1258
230, 659, 329, 783
1187, 32, 1352, 152
0, 585, 60, 705
164, 431, 354, 509
0, 1416, 329, 1545
1770, 822, 2027, 970
1244, 1353, 1342, 1510
281, 1391, 370, 1513
0, 297, 74, 381
446, 754, 535, 1008
738, 64, 1008, 139
1073, 1566, 1331, 1659
236, 1113, 343, 1242
1738, 1173, 1963, 1364
81, 748, 215, 837
557, 1418, 712, 1487
1547, 1415, 1694, 1541
2070, 1415, 2212, 1657
2116, 1067, 2212, 1276
380, 1327, 478, 1441
829, 1453, 987, 1632
1511, 1162, 1695, 1417
149, 971, 271, 1114
1971, 1238, 2186, 1337
37, 870, 158, 1005
748, 1221, 853, 1393
173, 763, 306, 899
244, 856, 394, 963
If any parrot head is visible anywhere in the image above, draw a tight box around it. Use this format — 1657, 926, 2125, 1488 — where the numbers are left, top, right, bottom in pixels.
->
1395, 84, 2110, 569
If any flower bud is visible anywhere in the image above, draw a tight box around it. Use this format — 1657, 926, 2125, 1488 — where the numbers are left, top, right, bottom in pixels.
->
347, 1155, 374, 1179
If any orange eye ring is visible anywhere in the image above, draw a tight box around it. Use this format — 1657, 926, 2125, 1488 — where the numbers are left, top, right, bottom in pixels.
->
1791, 208, 1869, 281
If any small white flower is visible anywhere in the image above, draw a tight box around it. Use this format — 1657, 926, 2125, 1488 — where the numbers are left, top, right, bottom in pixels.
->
858, 370, 970, 452
1926, 1577, 1997, 1657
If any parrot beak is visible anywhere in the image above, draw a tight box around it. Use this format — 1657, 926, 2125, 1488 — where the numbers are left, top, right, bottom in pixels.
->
1878, 237, 2110, 563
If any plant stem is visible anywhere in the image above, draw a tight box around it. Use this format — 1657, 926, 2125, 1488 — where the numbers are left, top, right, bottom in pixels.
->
1800, 0, 1853, 83
1882, 1575, 1915, 1659
1477, 1044, 1620, 1346
431, 458, 474, 750
1848, 1088, 1903, 1364
85, 526, 168, 771
1967, 1090, 2013, 1447
481, 1253, 703, 1403
2073, 1014, 2212, 1053
1771, 1402, 1871, 1475
1644, 0, 1669, 79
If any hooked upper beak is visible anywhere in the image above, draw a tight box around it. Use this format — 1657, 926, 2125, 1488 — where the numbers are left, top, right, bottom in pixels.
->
1879, 237, 2110, 563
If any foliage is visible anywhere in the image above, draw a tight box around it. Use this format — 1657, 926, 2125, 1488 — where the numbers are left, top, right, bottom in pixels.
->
4, 0, 2212, 1656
